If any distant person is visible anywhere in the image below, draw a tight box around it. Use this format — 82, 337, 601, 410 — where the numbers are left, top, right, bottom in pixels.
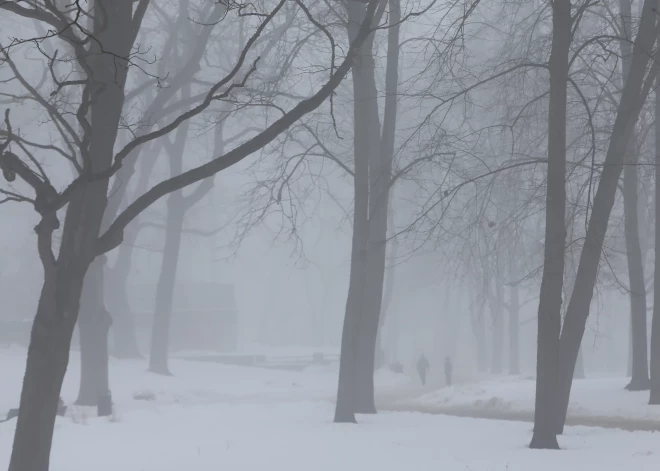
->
444, 356, 453, 386
417, 353, 430, 386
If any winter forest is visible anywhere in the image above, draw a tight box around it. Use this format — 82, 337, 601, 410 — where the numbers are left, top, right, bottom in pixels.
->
1, 0, 660, 469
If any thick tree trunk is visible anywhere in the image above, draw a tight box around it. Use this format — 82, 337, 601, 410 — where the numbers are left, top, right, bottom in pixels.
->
339, 0, 400, 416
574, 346, 585, 379
554, 0, 658, 434
509, 283, 520, 375
628, 320, 633, 376
352, 66, 385, 414
334, 217, 369, 423
9, 3, 137, 468
614, 0, 650, 392
107, 244, 142, 358
474, 302, 488, 373
107, 142, 163, 359
353, 0, 400, 412
334, 1, 374, 424
650, 84, 660, 404
76, 257, 112, 406
375, 201, 397, 369
148, 194, 185, 375
623, 142, 650, 390
9, 266, 83, 471
491, 312, 504, 374
490, 286, 504, 375
529, 0, 570, 450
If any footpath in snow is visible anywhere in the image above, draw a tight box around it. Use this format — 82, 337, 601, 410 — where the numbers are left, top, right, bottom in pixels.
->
1, 349, 659, 471
388, 374, 660, 431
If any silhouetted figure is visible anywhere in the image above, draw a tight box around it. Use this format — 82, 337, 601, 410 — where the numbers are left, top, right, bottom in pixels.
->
417, 353, 430, 386
444, 356, 453, 386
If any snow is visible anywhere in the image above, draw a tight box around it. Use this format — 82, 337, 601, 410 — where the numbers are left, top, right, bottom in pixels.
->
1, 348, 660, 471
410, 375, 660, 422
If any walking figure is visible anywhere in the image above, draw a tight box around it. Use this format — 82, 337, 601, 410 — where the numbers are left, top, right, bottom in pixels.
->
417, 353, 430, 386
444, 356, 453, 386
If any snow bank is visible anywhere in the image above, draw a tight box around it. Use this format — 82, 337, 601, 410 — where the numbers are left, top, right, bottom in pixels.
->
414, 375, 660, 421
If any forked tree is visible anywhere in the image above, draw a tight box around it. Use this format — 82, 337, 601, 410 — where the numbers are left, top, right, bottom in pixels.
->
0, 0, 381, 469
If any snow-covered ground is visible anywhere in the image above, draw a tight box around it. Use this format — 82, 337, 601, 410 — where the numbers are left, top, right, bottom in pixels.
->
408, 375, 660, 422
1, 348, 660, 471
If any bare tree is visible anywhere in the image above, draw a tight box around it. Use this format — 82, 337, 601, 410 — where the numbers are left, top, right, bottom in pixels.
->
650, 81, 660, 404
0, 0, 381, 468
529, 0, 571, 450
555, 0, 660, 434
618, 0, 650, 391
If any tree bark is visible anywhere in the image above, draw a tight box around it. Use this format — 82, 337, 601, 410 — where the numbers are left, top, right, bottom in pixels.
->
574, 346, 585, 379
334, 1, 375, 423
148, 193, 185, 375
554, 0, 659, 434
649, 83, 660, 404
353, 0, 400, 413
619, 0, 650, 391
336, 0, 400, 417
529, 0, 570, 450
624, 167, 650, 390
474, 300, 488, 373
76, 257, 112, 406
375, 199, 397, 368
509, 283, 520, 375
623, 139, 650, 391
489, 281, 504, 375
9, 3, 138, 468
10, 261, 84, 471
107, 146, 160, 359
107, 242, 142, 358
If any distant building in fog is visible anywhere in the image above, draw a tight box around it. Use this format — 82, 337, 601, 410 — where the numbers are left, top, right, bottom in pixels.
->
127, 281, 238, 353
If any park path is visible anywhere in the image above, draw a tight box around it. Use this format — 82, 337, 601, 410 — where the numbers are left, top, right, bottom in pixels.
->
177, 355, 660, 433
372, 383, 660, 433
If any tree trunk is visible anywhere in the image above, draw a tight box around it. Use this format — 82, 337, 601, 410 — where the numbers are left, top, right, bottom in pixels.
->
107, 149, 161, 359
554, 0, 658, 434
474, 301, 488, 373
649, 83, 660, 404
148, 85, 219, 375
339, 0, 400, 417
107, 244, 142, 358
375, 199, 397, 369
574, 346, 585, 379
509, 283, 520, 375
614, 0, 650, 392
353, 0, 400, 413
76, 257, 112, 406
352, 72, 383, 413
334, 1, 375, 424
623, 143, 650, 390
101, 3, 226, 359
9, 265, 83, 471
490, 284, 504, 375
8, 2, 136, 467
529, 0, 570, 450
628, 320, 633, 376
148, 193, 185, 375
491, 312, 504, 374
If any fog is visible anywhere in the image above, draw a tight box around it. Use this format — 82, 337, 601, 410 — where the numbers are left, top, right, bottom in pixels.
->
0, 0, 659, 470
